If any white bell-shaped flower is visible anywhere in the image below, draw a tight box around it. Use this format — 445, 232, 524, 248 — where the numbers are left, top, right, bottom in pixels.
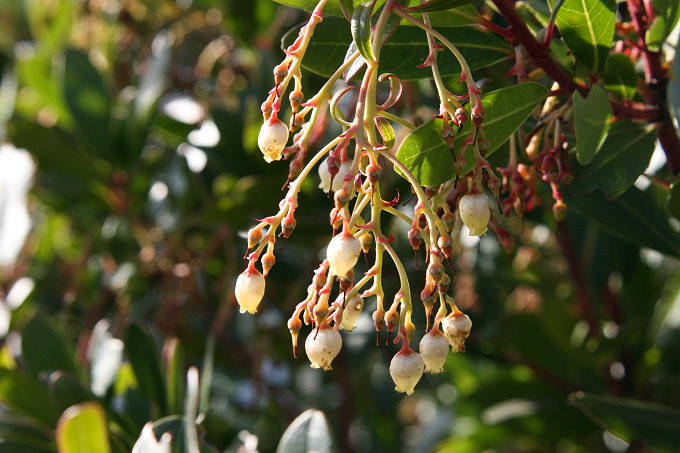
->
235, 268, 266, 314
389, 348, 424, 395
305, 325, 342, 370
326, 232, 361, 279
459, 192, 490, 236
257, 118, 289, 163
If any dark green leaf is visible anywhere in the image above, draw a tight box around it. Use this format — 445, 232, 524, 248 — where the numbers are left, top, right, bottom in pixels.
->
300, 17, 511, 80
422, 5, 480, 27
0, 368, 59, 427
48, 372, 95, 413
56, 402, 111, 453
395, 118, 453, 186
21, 317, 78, 378
670, 41, 680, 135
555, 0, 616, 74
125, 323, 168, 416
163, 338, 184, 415
63, 50, 111, 157
351, 2, 376, 62
603, 53, 638, 100
0, 414, 53, 451
0, 442, 53, 453
566, 186, 680, 257
276, 409, 336, 453
573, 84, 612, 165
667, 178, 680, 219
571, 121, 657, 198
569, 392, 680, 452
339, 0, 354, 19
646, 0, 680, 52
408, 0, 472, 12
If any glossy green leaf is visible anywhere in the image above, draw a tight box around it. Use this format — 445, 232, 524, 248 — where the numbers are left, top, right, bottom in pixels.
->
566, 186, 680, 257
646, 0, 680, 52
394, 118, 453, 186
573, 85, 612, 165
569, 392, 680, 452
125, 322, 168, 415
554, 0, 616, 74
276, 409, 335, 453
56, 402, 111, 453
275, 0, 385, 16
21, 317, 78, 378
408, 0, 472, 12
0, 368, 59, 427
396, 83, 548, 185
456, 83, 549, 174
351, 2, 376, 62
571, 121, 657, 199
63, 50, 111, 157
668, 178, 680, 219
603, 53, 637, 100
299, 17, 511, 79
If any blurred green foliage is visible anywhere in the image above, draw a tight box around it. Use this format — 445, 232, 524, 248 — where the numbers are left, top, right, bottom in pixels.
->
0, 1, 679, 452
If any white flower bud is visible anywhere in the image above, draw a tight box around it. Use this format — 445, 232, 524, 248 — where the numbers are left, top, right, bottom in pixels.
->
338, 293, 363, 332
326, 232, 361, 279
258, 118, 289, 163
441, 312, 472, 352
305, 326, 342, 370
419, 329, 449, 374
319, 160, 353, 193
459, 192, 490, 236
389, 349, 424, 395
234, 268, 265, 314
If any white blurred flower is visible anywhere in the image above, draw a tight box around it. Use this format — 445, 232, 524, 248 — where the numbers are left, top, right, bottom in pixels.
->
131, 422, 172, 453
0, 143, 34, 267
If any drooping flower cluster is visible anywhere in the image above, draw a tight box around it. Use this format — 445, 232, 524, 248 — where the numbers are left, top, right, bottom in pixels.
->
233, 0, 504, 395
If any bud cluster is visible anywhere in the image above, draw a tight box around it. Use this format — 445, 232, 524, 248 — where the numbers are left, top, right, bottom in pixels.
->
233, 0, 577, 396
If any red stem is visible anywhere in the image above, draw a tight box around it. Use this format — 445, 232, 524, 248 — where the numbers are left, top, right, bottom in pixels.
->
490, 0, 588, 96
627, 0, 680, 175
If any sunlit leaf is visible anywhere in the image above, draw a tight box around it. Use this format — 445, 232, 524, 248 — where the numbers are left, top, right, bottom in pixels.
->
351, 1, 376, 62
56, 402, 111, 453
276, 409, 335, 453
554, 0, 616, 74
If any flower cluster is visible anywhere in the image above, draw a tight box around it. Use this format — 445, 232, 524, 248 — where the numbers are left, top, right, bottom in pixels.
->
233, 0, 520, 395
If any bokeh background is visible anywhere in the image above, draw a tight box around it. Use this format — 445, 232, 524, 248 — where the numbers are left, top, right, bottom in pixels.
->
0, 1, 679, 452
